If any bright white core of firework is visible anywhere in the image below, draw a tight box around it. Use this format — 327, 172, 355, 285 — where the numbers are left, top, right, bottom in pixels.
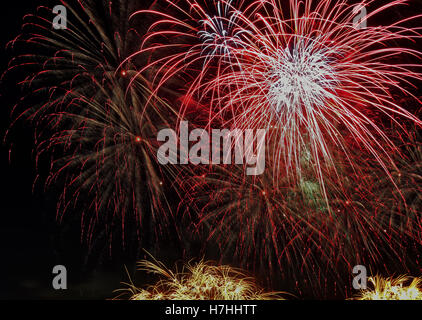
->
266, 41, 339, 114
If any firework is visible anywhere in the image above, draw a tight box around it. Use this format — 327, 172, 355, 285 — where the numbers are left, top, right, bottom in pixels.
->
116, 256, 288, 300
130, 0, 422, 202
140, 0, 422, 191
5, 0, 182, 248
43, 76, 182, 246
355, 275, 422, 300
179, 133, 422, 297
222, 0, 422, 192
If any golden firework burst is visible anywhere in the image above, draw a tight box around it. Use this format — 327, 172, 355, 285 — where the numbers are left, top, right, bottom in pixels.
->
116, 257, 289, 300
355, 275, 422, 300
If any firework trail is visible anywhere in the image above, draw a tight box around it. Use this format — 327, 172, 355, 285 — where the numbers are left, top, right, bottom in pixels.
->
4, 0, 182, 249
